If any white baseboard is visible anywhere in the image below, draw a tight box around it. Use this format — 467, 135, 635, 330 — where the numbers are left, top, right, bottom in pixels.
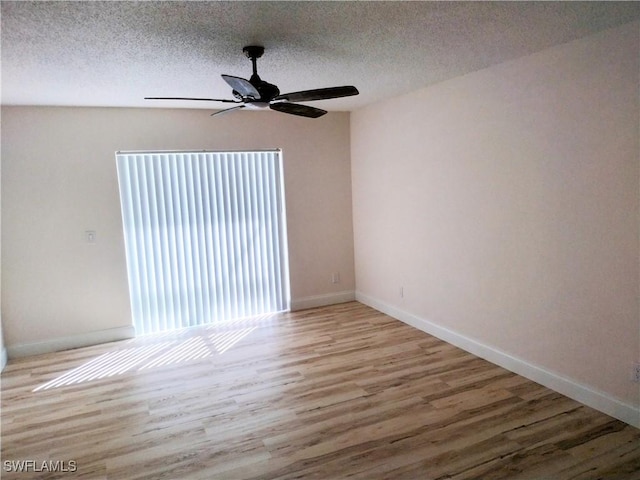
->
7, 325, 136, 359
290, 290, 355, 311
356, 292, 640, 429
1, 347, 7, 372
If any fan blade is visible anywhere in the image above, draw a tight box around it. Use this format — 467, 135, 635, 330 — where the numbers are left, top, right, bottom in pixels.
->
270, 102, 327, 118
273, 86, 358, 103
145, 97, 239, 103
221, 75, 261, 99
210, 105, 245, 117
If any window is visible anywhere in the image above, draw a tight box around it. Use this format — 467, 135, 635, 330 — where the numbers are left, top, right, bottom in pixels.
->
116, 150, 289, 335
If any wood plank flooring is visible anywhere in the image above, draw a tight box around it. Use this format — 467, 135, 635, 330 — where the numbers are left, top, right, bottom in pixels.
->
2, 302, 639, 479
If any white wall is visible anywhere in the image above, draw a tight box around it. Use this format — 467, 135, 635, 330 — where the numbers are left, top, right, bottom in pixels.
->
352, 22, 639, 425
2, 108, 354, 354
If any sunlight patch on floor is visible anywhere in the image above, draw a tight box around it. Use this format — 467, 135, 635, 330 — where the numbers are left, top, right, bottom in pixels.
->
33, 314, 276, 392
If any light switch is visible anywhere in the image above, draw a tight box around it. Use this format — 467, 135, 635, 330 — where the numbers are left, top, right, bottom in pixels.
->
85, 230, 96, 244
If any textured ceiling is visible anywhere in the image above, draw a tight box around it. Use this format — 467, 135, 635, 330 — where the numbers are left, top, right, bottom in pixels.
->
2, 1, 639, 112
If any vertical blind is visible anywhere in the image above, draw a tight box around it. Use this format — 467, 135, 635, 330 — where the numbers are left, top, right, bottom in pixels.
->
116, 150, 290, 335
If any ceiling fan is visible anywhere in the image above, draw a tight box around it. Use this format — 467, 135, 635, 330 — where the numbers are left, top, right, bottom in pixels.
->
145, 46, 359, 118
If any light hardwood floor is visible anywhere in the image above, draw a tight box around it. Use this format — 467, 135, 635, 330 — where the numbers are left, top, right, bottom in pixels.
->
2, 302, 639, 479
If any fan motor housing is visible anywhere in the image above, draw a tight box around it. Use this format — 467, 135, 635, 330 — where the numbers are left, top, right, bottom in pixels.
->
254, 81, 280, 102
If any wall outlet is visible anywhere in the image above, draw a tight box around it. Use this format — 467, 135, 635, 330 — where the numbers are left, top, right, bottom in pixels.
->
331, 272, 340, 284
633, 363, 640, 383
399, 286, 404, 298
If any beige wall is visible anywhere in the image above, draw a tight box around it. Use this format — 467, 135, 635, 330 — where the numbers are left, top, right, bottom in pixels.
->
352, 21, 639, 408
2, 107, 354, 348
0, 146, 4, 370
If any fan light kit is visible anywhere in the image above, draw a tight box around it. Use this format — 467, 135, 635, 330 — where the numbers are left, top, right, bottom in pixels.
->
146, 45, 359, 118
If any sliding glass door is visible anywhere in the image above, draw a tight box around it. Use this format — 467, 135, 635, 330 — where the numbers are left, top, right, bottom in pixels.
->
116, 150, 289, 335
